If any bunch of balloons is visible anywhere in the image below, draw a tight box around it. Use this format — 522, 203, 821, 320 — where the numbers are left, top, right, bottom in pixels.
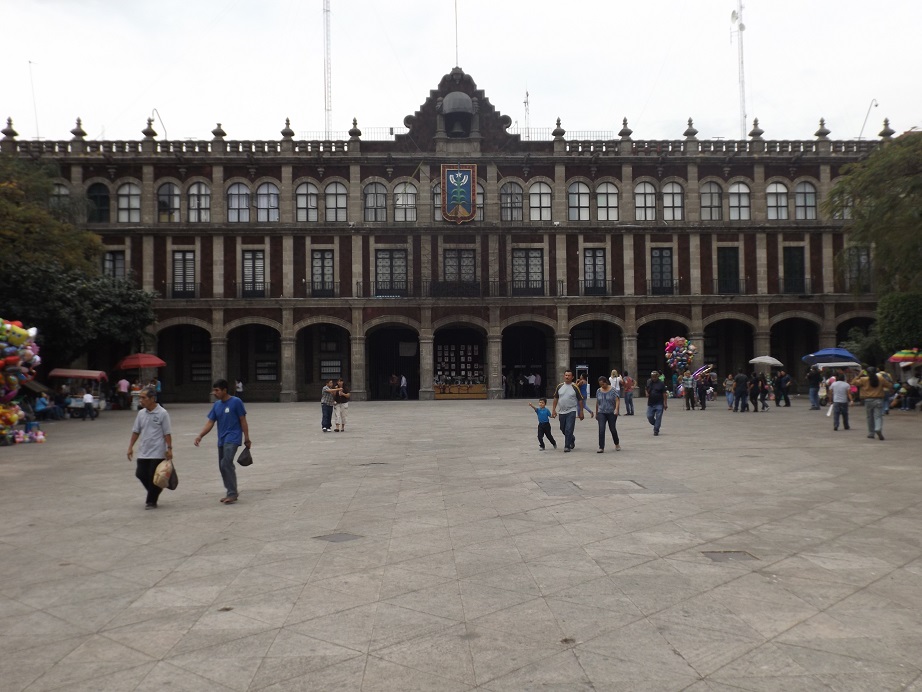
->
1, 319, 42, 444
665, 335, 697, 372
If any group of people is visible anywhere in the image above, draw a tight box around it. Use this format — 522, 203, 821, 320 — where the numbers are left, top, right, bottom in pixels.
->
320, 378, 351, 432
823, 367, 893, 440
527, 368, 662, 453
505, 371, 544, 399
722, 369, 791, 412
115, 377, 161, 410
388, 374, 409, 400
126, 378, 251, 509
29, 385, 101, 421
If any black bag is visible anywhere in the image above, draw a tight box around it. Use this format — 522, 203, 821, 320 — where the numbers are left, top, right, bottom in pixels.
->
237, 447, 253, 467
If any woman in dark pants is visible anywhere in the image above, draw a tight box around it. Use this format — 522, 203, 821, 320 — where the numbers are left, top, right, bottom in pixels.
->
594, 376, 621, 453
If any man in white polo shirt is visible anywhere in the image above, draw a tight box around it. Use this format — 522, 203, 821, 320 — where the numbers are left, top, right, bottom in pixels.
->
552, 369, 584, 452
126, 387, 173, 509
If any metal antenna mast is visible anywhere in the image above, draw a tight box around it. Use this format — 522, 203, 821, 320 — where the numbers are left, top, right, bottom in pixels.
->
323, 0, 332, 139
523, 89, 530, 141
731, 1, 747, 140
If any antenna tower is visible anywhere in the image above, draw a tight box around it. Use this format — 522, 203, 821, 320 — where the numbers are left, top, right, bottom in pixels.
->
731, 1, 747, 140
323, 0, 332, 139
523, 90, 530, 141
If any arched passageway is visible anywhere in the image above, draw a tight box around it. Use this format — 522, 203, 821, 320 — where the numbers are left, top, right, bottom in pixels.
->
366, 326, 420, 400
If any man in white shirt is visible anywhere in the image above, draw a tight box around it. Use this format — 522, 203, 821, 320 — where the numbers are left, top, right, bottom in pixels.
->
126, 387, 173, 509
552, 370, 584, 452
829, 374, 852, 432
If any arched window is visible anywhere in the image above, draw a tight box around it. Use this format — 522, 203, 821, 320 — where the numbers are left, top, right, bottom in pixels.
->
699, 182, 722, 220
364, 182, 387, 222
116, 183, 141, 223
157, 183, 180, 223
432, 183, 442, 222
662, 182, 684, 221
766, 182, 789, 220
568, 182, 590, 221
634, 182, 656, 221
325, 182, 347, 222
500, 182, 523, 221
50, 183, 69, 208
795, 181, 817, 220
87, 183, 110, 223
256, 182, 280, 222
729, 182, 751, 220
227, 183, 250, 223
295, 183, 318, 222
394, 182, 417, 222
596, 182, 619, 221
529, 182, 552, 221
187, 182, 211, 222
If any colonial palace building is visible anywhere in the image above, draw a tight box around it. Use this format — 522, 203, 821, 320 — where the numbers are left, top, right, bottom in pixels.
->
2, 67, 886, 401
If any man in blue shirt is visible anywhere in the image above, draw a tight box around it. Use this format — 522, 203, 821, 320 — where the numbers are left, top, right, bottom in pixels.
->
194, 379, 251, 504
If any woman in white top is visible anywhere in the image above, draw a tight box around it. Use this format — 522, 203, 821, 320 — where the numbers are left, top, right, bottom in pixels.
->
609, 369, 623, 396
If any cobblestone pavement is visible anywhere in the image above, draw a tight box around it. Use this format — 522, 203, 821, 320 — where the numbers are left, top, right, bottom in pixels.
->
2, 397, 921, 691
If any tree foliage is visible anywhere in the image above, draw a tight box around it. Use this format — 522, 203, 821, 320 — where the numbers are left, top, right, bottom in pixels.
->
839, 325, 886, 367
825, 133, 922, 294
0, 156, 100, 274
876, 292, 922, 353
0, 155, 156, 368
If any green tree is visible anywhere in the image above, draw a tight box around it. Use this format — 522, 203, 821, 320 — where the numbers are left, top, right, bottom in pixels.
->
825, 133, 922, 294
876, 292, 922, 353
0, 156, 156, 368
0, 156, 100, 274
839, 324, 886, 367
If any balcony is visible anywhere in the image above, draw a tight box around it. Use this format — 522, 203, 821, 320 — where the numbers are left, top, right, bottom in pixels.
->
302, 281, 340, 298
371, 280, 409, 298
579, 279, 619, 297
781, 276, 812, 295
712, 278, 746, 295
165, 282, 201, 299
425, 280, 484, 298
237, 281, 269, 298
647, 279, 678, 296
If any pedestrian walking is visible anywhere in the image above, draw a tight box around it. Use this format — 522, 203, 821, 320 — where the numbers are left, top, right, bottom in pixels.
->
646, 370, 668, 436
399, 374, 409, 400
333, 378, 350, 432
682, 370, 696, 410
774, 370, 792, 407
193, 379, 251, 504
126, 387, 172, 510
528, 398, 557, 450
594, 376, 621, 453
828, 374, 852, 431
851, 367, 892, 440
235, 378, 244, 401
723, 373, 735, 410
320, 378, 338, 431
81, 388, 97, 420
552, 370, 583, 452
622, 371, 635, 415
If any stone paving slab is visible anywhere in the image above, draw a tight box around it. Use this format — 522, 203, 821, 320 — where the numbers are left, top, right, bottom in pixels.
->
1, 398, 921, 691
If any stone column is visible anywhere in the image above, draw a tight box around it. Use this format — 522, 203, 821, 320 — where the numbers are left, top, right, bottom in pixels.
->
819, 303, 837, 349
622, 304, 638, 381
279, 308, 296, 402
755, 304, 771, 356
350, 307, 367, 401
210, 308, 226, 382
419, 332, 434, 401
210, 337, 227, 385
690, 305, 704, 364
487, 331, 503, 399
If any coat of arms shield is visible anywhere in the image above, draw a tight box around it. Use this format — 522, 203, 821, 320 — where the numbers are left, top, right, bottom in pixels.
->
441, 164, 477, 223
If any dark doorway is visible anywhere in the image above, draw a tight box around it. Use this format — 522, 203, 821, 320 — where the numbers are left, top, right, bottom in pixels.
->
366, 327, 420, 400
502, 324, 553, 398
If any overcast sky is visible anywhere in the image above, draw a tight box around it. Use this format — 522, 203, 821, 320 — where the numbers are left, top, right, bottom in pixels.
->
4, 0, 920, 143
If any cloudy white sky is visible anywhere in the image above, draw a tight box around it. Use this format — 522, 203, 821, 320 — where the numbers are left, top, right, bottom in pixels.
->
4, 0, 920, 143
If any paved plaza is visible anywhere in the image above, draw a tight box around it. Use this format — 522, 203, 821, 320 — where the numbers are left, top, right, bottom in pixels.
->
1, 395, 921, 691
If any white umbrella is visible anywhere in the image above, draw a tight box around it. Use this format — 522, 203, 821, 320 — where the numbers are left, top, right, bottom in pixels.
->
749, 356, 783, 367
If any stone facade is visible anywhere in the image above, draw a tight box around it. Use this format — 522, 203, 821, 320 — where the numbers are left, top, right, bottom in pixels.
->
2, 68, 884, 402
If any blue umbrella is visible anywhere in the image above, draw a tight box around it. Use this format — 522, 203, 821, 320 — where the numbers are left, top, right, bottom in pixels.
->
802, 347, 860, 365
